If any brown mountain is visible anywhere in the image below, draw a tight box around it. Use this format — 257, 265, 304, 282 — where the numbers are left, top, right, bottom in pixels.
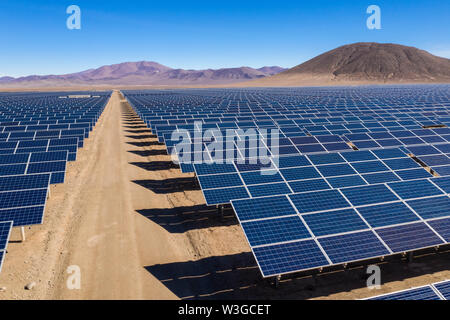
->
0, 62, 286, 87
241, 43, 450, 86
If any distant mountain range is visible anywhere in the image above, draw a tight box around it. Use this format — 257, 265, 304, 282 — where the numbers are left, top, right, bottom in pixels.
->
0, 62, 286, 87
2, 42, 450, 88
243, 43, 450, 86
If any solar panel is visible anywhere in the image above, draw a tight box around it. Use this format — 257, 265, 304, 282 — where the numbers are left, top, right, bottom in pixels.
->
232, 195, 297, 221
194, 162, 237, 175
340, 184, 399, 206
0, 188, 48, 209
0, 221, 12, 250
241, 216, 311, 246
316, 164, 356, 177
375, 222, 444, 253
247, 182, 292, 197
240, 170, 284, 185
318, 231, 390, 264
357, 202, 419, 228
327, 175, 367, 188
302, 208, 368, 237
427, 217, 450, 241
387, 179, 443, 199
0, 174, 50, 192
198, 173, 243, 189
252, 240, 329, 277
368, 286, 442, 300
434, 280, 450, 300
351, 160, 390, 173
384, 157, 420, 170
288, 178, 330, 193
280, 166, 321, 181
289, 189, 350, 213
362, 172, 400, 184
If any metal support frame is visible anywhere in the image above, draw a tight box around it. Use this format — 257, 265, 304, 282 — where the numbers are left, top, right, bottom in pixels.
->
408, 252, 414, 263
20, 227, 26, 242
274, 275, 281, 288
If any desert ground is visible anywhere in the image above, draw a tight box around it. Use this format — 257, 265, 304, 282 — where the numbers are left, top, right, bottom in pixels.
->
0, 90, 449, 300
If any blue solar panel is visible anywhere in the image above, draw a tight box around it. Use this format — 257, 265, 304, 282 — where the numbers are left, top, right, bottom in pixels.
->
0, 153, 29, 165
327, 175, 367, 188
0, 221, 12, 250
29, 151, 68, 162
198, 173, 243, 189
318, 231, 390, 264
194, 162, 237, 175
280, 166, 321, 181
394, 168, 432, 180
406, 145, 440, 156
434, 281, 450, 300
0, 174, 50, 192
407, 196, 450, 220
202, 186, 249, 205
353, 140, 380, 149
433, 165, 450, 176
362, 172, 400, 184
388, 179, 443, 199
0, 205, 45, 226
0, 164, 27, 176
316, 164, 356, 177
26, 161, 66, 175
418, 155, 450, 166
240, 170, 284, 185
357, 202, 419, 228
372, 148, 406, 159
351, 160, 390, 174
303, 208, 368, 237
384, 158, 420, 170
288, 178, 330, 193
369, 286, 441, 300
376, 222, 443, 252
252, 240, 329, 277
242, 216, 311, 246
340, 150, 377, 162
340, 184, 399, 206
247, 182, 292, 197
232, 195, 297, 221
234, 159, 273, 172
323, 142, 352, 151
289, 189, 350, 213
427, 217, 450, 241
275, 155, 311, 168
307, 153, 345, 165
430, 177, 450, 192
50, 172, 65, 184
296, 144, 326, 153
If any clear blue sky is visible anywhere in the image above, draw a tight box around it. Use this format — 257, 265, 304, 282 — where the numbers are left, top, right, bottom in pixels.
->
0, 0, 449, 77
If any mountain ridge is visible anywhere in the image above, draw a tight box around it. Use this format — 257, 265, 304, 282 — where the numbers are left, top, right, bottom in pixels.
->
0, 62, 286, 87
241, 42, 450, 87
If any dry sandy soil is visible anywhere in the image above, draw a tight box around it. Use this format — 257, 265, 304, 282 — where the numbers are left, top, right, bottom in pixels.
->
0, 91, 449, 300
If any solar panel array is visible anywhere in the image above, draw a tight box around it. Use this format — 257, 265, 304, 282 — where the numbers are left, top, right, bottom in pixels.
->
123, 85, 450, 278
367, 279, 450, 300
0, 91, 110, 274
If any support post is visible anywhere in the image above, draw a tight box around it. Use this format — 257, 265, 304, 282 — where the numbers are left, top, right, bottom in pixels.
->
275, 275, 281, 288
408, 252, 414, 263
21, 227, 26, 242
